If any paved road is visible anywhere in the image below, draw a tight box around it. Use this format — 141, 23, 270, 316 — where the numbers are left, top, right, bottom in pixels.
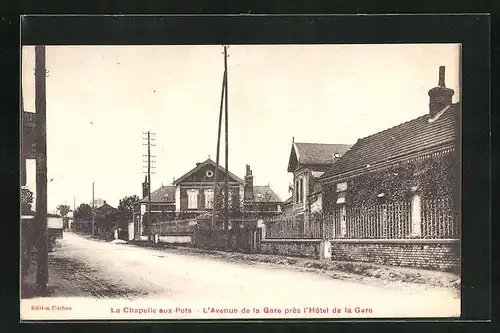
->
21, 232, 460, 320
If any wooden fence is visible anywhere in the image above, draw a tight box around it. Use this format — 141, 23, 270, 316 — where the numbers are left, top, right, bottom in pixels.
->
150, 219, 197, 235
265, 214, 322, 239
192, 227, 261, 253
264, 197, 459, 240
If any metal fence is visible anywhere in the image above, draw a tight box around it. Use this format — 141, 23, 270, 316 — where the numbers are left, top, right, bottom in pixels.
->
264, 197, 459, 240
331, 201, 412, 239
421, 197, 460, 239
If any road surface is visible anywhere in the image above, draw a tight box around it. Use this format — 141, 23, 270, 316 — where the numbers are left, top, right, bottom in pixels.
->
20, 232, 460, 320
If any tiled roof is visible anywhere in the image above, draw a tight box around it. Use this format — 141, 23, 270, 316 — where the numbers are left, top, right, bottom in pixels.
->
283, 196, 293, 205
253, 185, 283, 203
94, 203, 118, 217
288, 143, 352, 171
139, 185, 176, 203
320, 103, 459, 181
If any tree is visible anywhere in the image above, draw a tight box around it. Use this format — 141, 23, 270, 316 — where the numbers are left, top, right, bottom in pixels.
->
117, 195, 140, 215
21, 187, 34, 214
117, 195, 140, 229
74, 203, 92, 220
56, 204, 71, 217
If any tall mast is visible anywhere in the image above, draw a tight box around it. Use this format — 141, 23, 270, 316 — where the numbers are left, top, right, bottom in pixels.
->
212, 50, 226, 229
223, 45, 229, 230
148, 131, 151, 239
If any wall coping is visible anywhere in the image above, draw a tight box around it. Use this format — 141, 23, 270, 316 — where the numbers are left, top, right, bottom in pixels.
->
262, 238, 323, 243
330, 238, 459, 244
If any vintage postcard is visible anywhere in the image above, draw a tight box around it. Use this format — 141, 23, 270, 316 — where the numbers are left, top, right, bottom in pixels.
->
20, 43, 461, 321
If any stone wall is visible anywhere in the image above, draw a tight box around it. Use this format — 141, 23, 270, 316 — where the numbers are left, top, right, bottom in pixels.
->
330, 239, 460, 272
260, 239, 321, 258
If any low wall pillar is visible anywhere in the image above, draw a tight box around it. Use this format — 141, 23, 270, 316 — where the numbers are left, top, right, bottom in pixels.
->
319, 240, 332, 260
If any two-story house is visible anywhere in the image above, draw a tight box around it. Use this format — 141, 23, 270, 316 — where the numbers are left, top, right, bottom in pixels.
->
135, 158, 282, 236
286, 141, 352, 224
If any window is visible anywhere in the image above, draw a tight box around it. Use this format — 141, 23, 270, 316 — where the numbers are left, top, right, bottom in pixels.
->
336, 182, 347, 192
299, 179, 304, 204
336, 192, 346, 204
187, 190, 198, 209
204, 189, 214, 209
340, 205, 347, 237
336, 181, 348, 204
295, 180, 299, 204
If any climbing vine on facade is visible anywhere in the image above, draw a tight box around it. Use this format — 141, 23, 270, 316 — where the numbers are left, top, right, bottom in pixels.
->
322, 151, 459, 212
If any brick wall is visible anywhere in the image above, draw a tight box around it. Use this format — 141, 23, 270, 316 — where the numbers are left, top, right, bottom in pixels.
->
260, 239, 321, 258
330, 239, 460, 272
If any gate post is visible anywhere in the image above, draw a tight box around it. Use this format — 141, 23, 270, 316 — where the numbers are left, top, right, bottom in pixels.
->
319, 240, 332, 260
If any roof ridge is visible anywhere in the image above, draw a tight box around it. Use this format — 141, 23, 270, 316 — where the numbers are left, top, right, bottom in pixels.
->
295, 142, 352, 146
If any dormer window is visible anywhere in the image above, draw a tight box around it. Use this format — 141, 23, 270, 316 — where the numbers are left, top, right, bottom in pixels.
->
333, 153, 341, 159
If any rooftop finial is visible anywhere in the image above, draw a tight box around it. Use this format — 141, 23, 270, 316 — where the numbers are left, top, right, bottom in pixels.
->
292, 136, 295, 144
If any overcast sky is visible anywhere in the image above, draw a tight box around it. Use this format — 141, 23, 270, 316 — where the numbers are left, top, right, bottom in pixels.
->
21, 44, 460, 212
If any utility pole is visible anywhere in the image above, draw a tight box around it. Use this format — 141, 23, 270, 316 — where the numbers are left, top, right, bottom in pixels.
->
92, 182, 95, 237
223, 45, 229, 230
143, 131, 155, 239
35, 45, 48, 293
212, 49, 227, 229
21, 86, 26, 186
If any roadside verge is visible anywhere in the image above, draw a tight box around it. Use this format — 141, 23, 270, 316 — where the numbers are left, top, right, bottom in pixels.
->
127, 240, 461, 291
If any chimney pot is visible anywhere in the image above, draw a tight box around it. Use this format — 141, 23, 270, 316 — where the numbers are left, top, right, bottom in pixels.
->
428, 66, 454, 117
438, 66, 446, 87
244, 165, 254, 201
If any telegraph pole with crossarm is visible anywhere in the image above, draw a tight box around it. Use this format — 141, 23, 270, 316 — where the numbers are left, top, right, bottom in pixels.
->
143, 131, 156, 240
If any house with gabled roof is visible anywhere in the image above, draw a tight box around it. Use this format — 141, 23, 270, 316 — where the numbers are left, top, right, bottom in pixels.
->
286, 141, 352, 220
134, 158, 282, 236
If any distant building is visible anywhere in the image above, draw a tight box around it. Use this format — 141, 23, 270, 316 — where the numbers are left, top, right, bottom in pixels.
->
92, 198, 106, 208
281, 195, 293, 216
134, 158, 282, 235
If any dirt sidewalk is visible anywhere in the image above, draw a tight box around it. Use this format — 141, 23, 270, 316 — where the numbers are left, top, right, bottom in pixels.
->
128, 240, 461, 291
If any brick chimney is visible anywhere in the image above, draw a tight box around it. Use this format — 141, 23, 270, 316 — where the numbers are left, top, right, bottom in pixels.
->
244, 165, 254, 201
142, 176, 149, 199
428, 66, 454, 117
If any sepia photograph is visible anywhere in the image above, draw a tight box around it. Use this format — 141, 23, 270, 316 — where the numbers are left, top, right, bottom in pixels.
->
20, 43, 461, 320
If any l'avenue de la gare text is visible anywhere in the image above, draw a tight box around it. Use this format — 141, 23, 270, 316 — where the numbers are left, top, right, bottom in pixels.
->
110, 306, 374, 315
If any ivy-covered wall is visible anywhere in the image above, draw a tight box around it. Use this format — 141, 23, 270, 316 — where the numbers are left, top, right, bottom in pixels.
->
322, 150, 459, 212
